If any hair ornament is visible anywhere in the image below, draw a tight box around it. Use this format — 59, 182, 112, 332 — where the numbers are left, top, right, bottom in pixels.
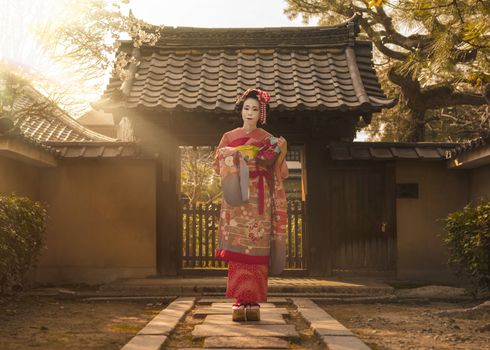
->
237, 88, 271, 124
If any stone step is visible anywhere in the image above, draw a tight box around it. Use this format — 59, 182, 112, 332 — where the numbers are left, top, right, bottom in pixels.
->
203, 313, 286, 325
192, 324, 299, 339
198, 297, 287, 304
193, 307, 289, 316
204, 336, 289, 348
211, 302, 276, 308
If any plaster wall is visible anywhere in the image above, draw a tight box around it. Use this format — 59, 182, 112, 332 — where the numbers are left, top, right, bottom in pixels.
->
35, 159, 157, 284
469, 164, 490, 203
395, 160, 468, 283
0, 156, 40, 199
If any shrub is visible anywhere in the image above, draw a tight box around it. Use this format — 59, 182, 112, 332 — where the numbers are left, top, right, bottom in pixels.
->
0, 193, 47, 294
443, 200, 490, 293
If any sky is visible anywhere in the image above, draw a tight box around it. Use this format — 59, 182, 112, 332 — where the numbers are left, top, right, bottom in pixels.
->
130, 0, 315, 28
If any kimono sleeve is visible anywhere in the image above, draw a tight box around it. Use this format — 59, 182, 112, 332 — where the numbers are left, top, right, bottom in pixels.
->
273, 154, 289, 183
279, 158, 289, 179
213, 133, 229, 175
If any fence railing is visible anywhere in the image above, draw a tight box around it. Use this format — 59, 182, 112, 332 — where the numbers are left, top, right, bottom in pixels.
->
181, 200, 306, 270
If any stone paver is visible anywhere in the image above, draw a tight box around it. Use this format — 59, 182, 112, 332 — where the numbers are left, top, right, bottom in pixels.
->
310, 320, 354, 336
121, 296, 372, 349
120, 297, 195, 349
204, 313, 286, 325
193, 307, 288, 316
322, 335, 371, 350
204, 336, 289, 348
292, 298, 371, 349
120, 334, 167, 350
138, 297, 195, 335
192, 324, 299, 339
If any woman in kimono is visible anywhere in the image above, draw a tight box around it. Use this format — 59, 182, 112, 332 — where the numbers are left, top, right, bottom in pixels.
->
214, 88, 288, 322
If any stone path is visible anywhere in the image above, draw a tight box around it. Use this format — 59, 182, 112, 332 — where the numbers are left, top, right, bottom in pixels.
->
120, 297, 372, 350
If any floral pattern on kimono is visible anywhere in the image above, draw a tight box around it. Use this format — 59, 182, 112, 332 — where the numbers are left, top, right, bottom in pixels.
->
214, 128, 288, 267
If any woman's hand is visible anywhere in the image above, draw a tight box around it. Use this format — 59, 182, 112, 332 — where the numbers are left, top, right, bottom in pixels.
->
277, 136, 287, 155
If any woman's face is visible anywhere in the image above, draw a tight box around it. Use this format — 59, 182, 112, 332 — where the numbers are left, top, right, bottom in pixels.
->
241, 97, 260, 126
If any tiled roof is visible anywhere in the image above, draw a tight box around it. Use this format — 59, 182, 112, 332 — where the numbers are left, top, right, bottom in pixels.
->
446, 132, 490, 159
328, 142, 458, 161
13, 85, 116, 143
99, 16, 395, 114
0, 75, 146, 159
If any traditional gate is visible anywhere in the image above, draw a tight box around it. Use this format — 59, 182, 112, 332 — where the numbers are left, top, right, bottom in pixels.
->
97, 19, 396, 276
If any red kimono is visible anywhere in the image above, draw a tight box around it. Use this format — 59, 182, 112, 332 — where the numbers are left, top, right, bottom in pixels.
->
214, 127, 288, 303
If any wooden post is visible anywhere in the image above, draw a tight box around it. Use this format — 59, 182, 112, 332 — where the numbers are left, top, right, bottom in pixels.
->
384, 162, 397, 273
304, 138, 331, 276
132, 113, 180, 276
155, 140, 180, 275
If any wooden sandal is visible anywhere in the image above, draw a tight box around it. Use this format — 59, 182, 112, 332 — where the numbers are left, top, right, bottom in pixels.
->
245, 303, 260, 321
232, 303, 246, 322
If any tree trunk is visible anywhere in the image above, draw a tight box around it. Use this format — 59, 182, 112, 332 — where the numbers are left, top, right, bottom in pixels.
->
407, 109, 426, 142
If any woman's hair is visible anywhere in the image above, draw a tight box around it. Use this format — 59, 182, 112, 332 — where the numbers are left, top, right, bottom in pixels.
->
235, 90, 271, 115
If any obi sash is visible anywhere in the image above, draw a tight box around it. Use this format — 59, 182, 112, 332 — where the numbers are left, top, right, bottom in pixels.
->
228, 137, 277, 215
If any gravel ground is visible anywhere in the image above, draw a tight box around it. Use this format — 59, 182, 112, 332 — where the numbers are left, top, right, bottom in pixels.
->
0, 293, 169, 350
319, 300, 490, 350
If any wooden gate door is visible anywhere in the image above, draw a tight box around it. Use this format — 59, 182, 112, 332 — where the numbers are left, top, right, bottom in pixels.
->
325, 161, 396, 275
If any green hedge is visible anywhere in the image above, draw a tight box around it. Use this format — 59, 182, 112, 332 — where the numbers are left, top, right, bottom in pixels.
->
0, 194, 47, 294
443, 200, 490, 292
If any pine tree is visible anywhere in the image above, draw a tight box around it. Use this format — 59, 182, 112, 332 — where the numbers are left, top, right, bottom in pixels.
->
285, 0, 490, 141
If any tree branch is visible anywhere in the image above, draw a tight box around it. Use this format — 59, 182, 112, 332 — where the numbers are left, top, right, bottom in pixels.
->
373, 6, 431, 51
422, 85, 488, 109
358, 17, 409, 60
387, 67, 422, 103
389, 68, 489, 110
